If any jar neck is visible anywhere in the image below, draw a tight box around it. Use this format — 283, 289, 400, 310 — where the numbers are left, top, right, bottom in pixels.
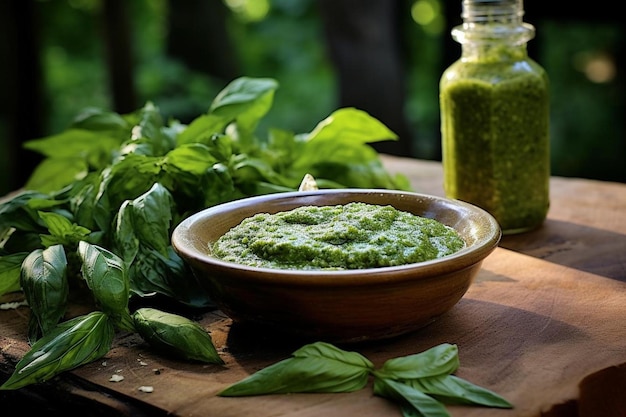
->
453, 0, 535, 62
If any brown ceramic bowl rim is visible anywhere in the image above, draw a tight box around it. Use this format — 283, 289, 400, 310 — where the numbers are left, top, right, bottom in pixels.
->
171, 189, 501, 286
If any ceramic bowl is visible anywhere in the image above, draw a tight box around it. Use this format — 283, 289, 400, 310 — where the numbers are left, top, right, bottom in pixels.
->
172, 189, 501, 343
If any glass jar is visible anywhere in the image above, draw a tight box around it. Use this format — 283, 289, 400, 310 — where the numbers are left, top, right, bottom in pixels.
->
440, 0, 550, 235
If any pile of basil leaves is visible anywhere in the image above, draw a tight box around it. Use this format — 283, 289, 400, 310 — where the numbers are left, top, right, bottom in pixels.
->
0, 77, 511, 415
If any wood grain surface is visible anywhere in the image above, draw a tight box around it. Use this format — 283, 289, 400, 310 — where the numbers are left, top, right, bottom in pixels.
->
2, 155, 625, 416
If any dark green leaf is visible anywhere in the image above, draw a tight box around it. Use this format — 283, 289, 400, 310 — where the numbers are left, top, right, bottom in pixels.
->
123, 183, 173, 254
128, 245, 213, 308
0, 311, 114, 390
0, 191, 50, 234
132, 307, 223, 364
77, 241, 133, 330
20, 245, 69, 338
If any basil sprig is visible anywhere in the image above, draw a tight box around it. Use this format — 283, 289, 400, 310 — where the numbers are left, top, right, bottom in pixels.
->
219, 342, 513, 416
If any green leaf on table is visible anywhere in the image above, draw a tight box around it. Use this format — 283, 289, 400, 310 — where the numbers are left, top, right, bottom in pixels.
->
405, 374, 513, 408
0, 311, 114, 391
132, 307, 223, 364
20, 244, 69, 340
374, 377, 451, 417
219, 341, 374, 397
376, 343, 460, 380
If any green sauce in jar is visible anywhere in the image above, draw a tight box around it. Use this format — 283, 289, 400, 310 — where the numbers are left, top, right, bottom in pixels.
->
211, 202, 465, 270
440, 26, 551, 234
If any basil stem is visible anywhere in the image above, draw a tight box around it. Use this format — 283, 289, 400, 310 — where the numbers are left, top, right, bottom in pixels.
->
0, 311, 114, 390
132, 307, 223, 364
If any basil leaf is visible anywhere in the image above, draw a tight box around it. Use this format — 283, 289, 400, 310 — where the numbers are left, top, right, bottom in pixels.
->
128, 245, 213, 308
376, 343, 459, 380
219, 341, 372, 397
121, 101, 173, 157
293, 341, 374, 370
373, 377, 450, 417
69, 107, 132, 135
113, 199, 140, 264
176, 114, 230, 147
0, 252, 29, 296
132, 308, 223, 364
20, 245, 69, 339
406, 374, 513, 409
123, 183, 174, 255
38, 211, 92, 248
0, 311, 114, 390
209, 77, 278, 123
24, 157, 89, 193
77, 241, 133, 331
305, 107, 398, 144
0, 190, 49, 234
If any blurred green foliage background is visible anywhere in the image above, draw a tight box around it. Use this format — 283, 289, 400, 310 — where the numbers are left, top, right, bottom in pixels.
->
1, 0, 624, 195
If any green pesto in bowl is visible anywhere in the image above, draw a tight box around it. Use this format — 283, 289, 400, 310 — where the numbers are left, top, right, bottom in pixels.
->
211, 202, 465, 270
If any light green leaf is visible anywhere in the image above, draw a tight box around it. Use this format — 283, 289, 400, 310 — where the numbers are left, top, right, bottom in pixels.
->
24, 157, 88, 193
176, 113, 230, 146
305, 107, 397, 144
376, 343, 460, 380
219, 341, 373, 397
406, 374, 513, 409
293, 341, 374, 370
0, 253, 29, 296
38, 211, 92, 248
373, 377, 450, 417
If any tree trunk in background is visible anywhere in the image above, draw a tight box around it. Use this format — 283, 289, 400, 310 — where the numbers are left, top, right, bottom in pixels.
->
166, 0, 239, 81
101, 0, 137, 114
317, 0, 413, 157
0, 0, 45, 192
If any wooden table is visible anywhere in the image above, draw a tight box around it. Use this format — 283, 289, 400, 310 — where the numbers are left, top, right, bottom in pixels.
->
2, 155, 625, 416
